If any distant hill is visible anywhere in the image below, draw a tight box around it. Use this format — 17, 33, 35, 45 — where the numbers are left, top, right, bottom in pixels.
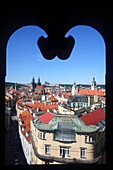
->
77, 84, 105, 89
5, 82, 105, 89
59, 83, 105, 88
5, 82, 29, 88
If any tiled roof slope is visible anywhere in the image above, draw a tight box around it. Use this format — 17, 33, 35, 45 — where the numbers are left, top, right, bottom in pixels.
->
19, 110, 34, 142
80, 108, 105, 125
38, 112, 55, 124
35, 85, 44, 89
77, 89, 105, 96
50, 95, 58, 102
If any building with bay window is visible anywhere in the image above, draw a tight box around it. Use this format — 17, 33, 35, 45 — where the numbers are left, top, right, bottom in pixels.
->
30, 108, 105, 164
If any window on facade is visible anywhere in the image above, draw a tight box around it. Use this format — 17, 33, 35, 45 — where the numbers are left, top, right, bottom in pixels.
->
45, 145, 50, 155
60, 147, 70, 158
54, 129, 75, 142
43, 132, 46, 139
38, 132, 42, 139
85, 135, 95, 143
38, 132, 46, 140
80, 148, 86, 158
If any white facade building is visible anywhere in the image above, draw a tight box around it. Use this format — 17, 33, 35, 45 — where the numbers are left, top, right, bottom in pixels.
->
19, 125, 31, 164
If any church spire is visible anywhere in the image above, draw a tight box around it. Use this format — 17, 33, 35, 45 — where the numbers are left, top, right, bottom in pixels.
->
32, 76, 35, 82
37, 77, 41, 86
32, 76, 36, 92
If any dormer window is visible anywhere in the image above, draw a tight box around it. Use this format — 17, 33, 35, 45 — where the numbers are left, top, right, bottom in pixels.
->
19, 120, 22, 125
22, 121, 24, 124
29, 109, 32, 114
26, 132, 29, 137
33, 113, 35, 118
37, 108, 39, 112
24, 107, 27, 111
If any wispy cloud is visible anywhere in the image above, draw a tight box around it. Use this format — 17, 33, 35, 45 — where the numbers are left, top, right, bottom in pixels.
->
36, 54, 43, 61
31, 53, 44, 62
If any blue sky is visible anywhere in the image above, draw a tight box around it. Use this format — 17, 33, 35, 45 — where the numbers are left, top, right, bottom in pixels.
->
6, 25, 105, 85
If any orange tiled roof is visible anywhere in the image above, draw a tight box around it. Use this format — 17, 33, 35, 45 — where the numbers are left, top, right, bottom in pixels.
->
50, 95, 58, 101
33, 101, 58, 111
35, 85, 44, 89
35, 91, 40, 94
17, 100, 58, 112
40, 104, 58, 112
26, 102, 35, 108
19, 110, 34, 142
77, 89, 105, 96
63, 92, 72, 99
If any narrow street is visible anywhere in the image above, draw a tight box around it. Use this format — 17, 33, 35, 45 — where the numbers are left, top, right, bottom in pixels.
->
5, 108, 27, 165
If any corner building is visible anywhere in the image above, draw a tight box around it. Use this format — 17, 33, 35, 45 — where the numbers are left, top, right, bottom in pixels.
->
30, 111, 105, 164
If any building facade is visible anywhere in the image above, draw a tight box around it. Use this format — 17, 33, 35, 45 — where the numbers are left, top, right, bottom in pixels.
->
16, 96, 106, 165
30, 111, 105, 164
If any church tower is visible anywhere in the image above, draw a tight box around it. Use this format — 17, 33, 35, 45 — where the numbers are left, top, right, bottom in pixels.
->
15, 82, 17, 90
32, 77, 36, 92
37, 77, 41, 86
71, 82, 78, 95
91, 77, 97, 90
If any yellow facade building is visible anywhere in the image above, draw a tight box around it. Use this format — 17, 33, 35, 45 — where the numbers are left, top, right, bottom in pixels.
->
30, 111, 105, 164
16, 99, 106, 164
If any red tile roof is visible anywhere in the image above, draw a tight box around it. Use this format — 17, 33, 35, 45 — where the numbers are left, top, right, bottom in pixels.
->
19, 110, 34, 142
35, 85, 44, 89
50, 95, 58, 102
34, 102, 58, 112
77, 89, 105, 96
38, 112, 55, 124
80, 108, 105, 125
63, 92, 72, 99
26, 102, 34, 108
17, 100, 58, 112
20, 110, 34, 128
